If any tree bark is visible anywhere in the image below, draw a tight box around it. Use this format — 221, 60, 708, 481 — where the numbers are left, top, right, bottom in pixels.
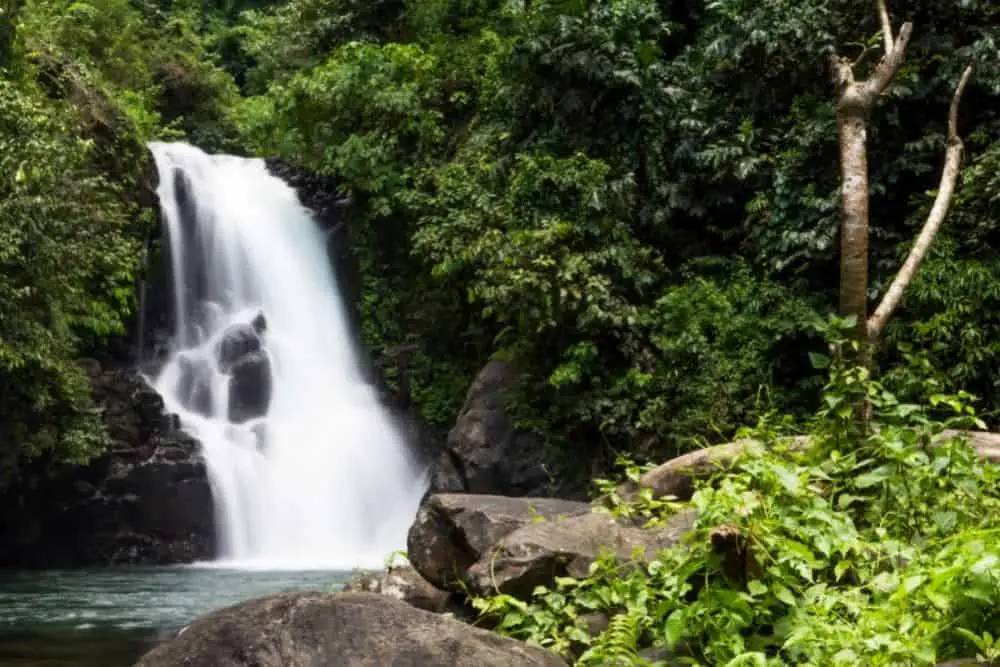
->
831, 20, 912, 364
835, 92, 872, 355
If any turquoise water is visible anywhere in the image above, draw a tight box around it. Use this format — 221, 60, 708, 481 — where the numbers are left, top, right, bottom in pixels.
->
0, 567, 350, 666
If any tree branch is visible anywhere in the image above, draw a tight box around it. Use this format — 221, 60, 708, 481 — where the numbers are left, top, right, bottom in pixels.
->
868, 65, 973, 340
865, 22, 912, 102
877, 0, 894, 54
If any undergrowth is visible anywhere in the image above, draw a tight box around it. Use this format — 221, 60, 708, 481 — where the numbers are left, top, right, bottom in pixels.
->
472, 345, 1000, 666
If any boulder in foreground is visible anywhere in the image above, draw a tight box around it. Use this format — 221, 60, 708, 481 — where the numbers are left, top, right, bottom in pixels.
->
135, 591, 567, 667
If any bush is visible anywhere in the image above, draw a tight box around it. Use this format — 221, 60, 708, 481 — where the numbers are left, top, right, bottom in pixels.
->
474, 351, 1000, 665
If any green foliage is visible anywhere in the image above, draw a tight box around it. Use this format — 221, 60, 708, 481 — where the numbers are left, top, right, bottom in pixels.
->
473, 355, 1000, 665
0, 0, 243, 474
0, 76, 137, 465
8, 0, 1000, 493
233, 0, 1000, 464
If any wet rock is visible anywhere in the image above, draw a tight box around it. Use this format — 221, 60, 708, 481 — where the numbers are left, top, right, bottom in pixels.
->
215, 320, 263, 373
407, 493, 590, 591
342, 563, 452, 614
0, 361, 215, 567
465, 509, 698, 598
428, 361, 552, 498
134, 591, 568, 667
227, 349, 271, 423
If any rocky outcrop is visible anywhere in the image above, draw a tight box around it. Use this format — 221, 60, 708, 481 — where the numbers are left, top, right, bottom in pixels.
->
342, 563, 453, 614
428, 361, 553, 498
134, 591, 568, 667
407, 493, 591, 590
465, 509, 698, 598
0, 360, 215, 567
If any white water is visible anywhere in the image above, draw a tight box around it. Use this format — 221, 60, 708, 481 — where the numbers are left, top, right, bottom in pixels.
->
146, 141, 428, 570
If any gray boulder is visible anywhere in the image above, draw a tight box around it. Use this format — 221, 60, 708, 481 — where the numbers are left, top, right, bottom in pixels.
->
407, 493, 590, 591
215, 318, 264, 373
466, 509, 698, 598
134, 591, 568, 667
428, 361, 551, 497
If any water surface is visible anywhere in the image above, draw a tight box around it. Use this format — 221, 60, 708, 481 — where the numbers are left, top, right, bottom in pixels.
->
0, 566, 350, 666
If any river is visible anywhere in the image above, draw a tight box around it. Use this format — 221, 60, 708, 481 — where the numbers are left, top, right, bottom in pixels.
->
0, 567, 350, 666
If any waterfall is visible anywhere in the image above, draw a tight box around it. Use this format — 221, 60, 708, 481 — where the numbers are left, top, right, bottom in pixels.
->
146, 141, 428, 570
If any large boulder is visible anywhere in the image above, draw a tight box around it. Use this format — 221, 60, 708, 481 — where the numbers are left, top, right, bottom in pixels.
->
465, 509, 698, 598
0, 361, 215, 566
134, 591, 568, 667
428, 361, 551, 497
407, 493, 590, 590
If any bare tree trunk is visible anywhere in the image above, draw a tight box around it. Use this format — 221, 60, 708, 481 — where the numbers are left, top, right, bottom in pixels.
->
830, 8, 912, 366
828, 1, 974, 428
835, 92, 872, 362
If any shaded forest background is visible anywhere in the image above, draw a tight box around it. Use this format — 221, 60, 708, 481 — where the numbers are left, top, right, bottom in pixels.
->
2, 0, 1000, 483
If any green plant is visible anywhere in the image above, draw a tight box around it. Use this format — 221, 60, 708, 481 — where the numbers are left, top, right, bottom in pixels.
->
472, 346, 1000, 665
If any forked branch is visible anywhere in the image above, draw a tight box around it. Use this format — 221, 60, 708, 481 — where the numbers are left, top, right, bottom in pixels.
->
865, 21, 912, 103
868, 65, 973, 340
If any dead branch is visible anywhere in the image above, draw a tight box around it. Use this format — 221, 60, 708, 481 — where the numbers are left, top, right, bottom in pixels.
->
616, 429, 1000, 502
614, 437, 811, 503
867, 65, 973, 340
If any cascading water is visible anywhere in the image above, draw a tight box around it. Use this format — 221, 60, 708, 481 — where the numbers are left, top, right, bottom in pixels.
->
146, 141, 428, 569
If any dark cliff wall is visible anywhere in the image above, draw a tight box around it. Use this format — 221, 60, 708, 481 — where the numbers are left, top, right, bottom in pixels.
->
0, 361, 215, 567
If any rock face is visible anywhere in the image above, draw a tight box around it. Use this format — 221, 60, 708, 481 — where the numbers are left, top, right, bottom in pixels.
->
342, 563, 452, 614
0, 361, 215, 567
407, 493, 591, 590
428, 361, 552, 498
134, 591, 568, 667
465, 509, 698, 598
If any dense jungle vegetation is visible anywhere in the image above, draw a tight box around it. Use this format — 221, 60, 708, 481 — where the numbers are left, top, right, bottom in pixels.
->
5, 0, 1000, 475
5, 0, 1000, 663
